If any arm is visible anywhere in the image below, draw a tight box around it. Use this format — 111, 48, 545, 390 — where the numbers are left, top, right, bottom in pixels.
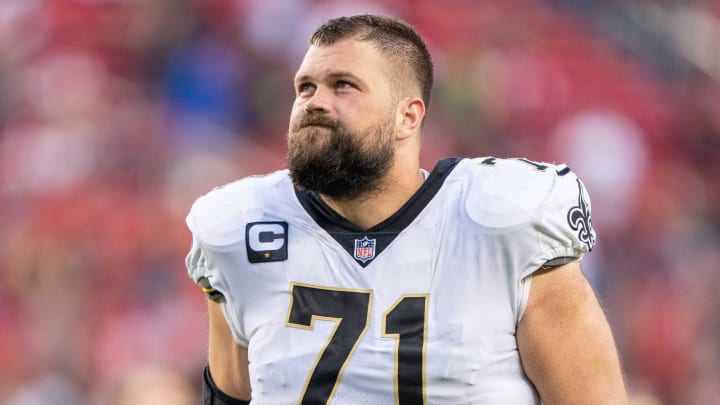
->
208, 300, 252, 401
517, 261, 627, 404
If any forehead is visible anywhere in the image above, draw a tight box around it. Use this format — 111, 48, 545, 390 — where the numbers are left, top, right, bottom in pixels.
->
295, 38, 391, 84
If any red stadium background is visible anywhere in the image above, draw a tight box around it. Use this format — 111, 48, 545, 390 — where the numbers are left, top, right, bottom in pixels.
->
1, 1, 718, 404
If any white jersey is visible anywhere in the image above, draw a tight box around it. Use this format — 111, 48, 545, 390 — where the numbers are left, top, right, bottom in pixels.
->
186, 157, 596, 405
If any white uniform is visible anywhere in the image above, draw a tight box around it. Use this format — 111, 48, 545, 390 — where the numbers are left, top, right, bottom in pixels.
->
186, 157, 596, 405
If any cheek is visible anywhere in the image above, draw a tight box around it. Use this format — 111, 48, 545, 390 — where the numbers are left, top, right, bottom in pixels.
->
336, 102, 378, 132
288, 106, 303, 129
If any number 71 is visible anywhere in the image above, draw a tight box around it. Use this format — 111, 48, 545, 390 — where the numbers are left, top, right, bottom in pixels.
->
286, 283, 428, 405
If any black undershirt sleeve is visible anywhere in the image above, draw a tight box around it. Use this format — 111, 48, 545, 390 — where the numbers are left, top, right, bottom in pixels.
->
203, 365, 250, 405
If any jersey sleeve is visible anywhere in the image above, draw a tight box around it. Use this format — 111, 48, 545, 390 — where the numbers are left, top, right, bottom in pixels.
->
464, 157, 598, 323
185, 192, 250, 347
514, 167, 597, 322
185, 232, 226, 302
465, 158, 597, 271
522, 169, 596, 280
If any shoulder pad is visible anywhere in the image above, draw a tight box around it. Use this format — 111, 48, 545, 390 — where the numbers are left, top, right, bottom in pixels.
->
463, 157, 570, 228
186, 170, 289, 247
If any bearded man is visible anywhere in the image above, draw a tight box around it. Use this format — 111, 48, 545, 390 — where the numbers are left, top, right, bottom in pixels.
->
186, 14, 627, 405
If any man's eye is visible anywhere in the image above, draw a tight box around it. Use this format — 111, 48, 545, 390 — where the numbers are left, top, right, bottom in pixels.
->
336, 80, 355, 89
298, 83, 315, 93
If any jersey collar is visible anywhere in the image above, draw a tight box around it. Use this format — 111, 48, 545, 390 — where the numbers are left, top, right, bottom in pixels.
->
294, 157, 461, 267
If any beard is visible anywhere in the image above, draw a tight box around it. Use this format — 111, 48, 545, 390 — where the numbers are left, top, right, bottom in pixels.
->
287, 111, 395, 200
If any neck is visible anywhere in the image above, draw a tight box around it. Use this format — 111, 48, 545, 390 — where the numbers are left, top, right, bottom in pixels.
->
320, 160, 425, 230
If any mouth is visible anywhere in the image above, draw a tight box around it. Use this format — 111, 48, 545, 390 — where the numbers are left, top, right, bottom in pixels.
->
302, 123, 333, 130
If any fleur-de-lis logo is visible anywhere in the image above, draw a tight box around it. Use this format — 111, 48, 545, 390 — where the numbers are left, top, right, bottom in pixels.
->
567, 179, 596, 251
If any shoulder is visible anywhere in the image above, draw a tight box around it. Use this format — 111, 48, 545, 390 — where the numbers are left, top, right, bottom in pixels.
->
186, 169, 291, 247
457, 157, 584, 229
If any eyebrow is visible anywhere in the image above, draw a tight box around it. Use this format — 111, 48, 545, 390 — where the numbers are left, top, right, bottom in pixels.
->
294, 71, 367, 87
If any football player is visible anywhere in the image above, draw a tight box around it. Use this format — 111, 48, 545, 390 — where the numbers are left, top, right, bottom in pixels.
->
186, 14, 627, 404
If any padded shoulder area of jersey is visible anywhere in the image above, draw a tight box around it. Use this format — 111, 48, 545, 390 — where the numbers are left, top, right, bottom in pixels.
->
186, 170, 289, 247
463, 157, 560, 228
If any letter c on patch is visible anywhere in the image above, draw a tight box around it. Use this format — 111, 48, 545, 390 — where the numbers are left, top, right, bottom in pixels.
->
246, 221, 288, 263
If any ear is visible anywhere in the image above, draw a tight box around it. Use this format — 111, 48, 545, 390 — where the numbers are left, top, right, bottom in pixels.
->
395, 97, 425, 141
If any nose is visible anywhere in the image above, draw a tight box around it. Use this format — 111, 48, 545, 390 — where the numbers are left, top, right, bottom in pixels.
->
304, 87, 331, 113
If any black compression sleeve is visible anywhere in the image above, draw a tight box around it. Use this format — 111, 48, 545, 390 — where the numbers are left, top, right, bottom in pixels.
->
203, 365, 250, 405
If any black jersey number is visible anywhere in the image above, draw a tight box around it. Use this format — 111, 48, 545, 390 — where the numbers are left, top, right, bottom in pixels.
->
480, 157, 571, 176
287, 283, 428, 405
383, 294, 429, 404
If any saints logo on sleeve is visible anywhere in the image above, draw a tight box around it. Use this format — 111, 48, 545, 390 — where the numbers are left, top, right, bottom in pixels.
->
566, 179, 596, 251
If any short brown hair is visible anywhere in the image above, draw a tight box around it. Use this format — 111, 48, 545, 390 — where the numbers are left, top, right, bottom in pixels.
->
310, 15, 434, 109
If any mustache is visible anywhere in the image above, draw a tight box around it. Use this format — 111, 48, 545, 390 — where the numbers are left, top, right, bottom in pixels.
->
292, 112, 340, 132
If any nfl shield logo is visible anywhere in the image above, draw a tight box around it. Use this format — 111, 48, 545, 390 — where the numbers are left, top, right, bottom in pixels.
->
354, 236, 376, 263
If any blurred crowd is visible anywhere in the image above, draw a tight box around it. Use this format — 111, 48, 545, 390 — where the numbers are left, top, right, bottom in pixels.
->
0, 0, 719, 404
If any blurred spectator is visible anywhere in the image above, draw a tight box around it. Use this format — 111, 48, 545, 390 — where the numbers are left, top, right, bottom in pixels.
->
549, 110, 649, 233
162, 30, 251, 145
97, 366, 196, 405
5, 372, 87, 405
